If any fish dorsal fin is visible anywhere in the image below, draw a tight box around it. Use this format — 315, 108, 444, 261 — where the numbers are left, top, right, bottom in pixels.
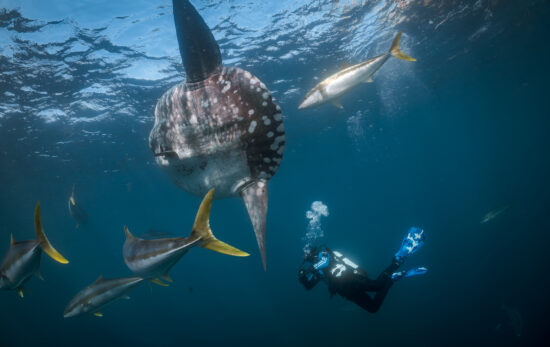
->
124, 226, 135, 241
10, 233, 15, 245
94, 275, 104, 284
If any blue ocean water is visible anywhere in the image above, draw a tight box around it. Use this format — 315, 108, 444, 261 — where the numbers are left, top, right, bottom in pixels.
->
0, 0, 549, 345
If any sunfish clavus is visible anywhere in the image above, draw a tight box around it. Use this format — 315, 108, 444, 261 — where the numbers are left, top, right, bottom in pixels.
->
149, 0, 285, 270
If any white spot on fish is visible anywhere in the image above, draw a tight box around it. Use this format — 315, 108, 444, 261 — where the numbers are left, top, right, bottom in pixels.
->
222, 82, 231, 93
273, 113, 282, 121
262, 101, 268, 107
257, 181, 265, 188
267, 131, 274, 138
256, 87, 261, 92
248, 121, 257, 133
263, 157, 271, 163
201, 100, 210, 108
213, 98, 218, 104
262, 116, 271, 126
248, 109, 255, 116
276, 123, 285, 132
244, 71, 252, 79
277, 146, 285, 155
262, 92, 269, 100
276, 105, 281, 111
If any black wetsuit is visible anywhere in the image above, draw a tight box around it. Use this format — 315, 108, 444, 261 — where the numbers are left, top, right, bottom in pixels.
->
298, 246, 400, 313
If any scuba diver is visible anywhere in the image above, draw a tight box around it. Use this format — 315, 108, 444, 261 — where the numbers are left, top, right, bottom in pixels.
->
298, 227, 427, 313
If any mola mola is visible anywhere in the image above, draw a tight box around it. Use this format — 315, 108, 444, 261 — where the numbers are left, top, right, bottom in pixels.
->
149, 0, 285, 270
0, 202, 69, 298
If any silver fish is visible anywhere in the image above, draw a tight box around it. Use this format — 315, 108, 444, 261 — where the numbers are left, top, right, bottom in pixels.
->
123, 189, 248, 286
299, 32, 415, 110
481, 205, 510, 224
0, 202, 69, 298
63, 276, 143, 318
149, 0, 285, 270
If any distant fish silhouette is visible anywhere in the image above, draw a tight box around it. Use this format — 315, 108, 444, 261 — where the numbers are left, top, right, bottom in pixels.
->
0, 202, 69, 298
68, 184, 88, 228
481, 205, 510, 224
64, 276, 143, 318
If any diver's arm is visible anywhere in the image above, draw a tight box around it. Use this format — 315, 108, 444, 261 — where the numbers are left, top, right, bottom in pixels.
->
298, 261, 321, 290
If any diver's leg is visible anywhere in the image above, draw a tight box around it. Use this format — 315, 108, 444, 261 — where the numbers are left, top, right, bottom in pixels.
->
350, 280, 393, 313
356, 259, 400, 291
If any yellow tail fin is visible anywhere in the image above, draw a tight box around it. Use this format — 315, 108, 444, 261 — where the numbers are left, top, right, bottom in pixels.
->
34, 202, 69, 264
389, 32, 416, 61
189, 189, 249, 257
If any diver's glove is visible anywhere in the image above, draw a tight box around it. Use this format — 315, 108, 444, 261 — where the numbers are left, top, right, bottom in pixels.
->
391, 267, 428, 281
394, 227, 425, 264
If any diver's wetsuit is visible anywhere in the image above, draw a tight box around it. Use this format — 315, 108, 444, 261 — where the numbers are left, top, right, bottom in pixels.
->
298, 246, 400, 313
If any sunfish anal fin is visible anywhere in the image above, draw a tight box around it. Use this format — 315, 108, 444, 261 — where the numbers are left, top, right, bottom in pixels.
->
241, 180, 268, 271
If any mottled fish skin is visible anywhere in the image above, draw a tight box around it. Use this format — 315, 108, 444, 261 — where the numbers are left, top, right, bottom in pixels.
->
123, 236, 199, 278
64, 276, 143, 318
0, 240, 41, 291
149, 66, 285, 199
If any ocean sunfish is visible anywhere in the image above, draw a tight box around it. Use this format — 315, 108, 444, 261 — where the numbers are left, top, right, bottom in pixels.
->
123, 189, 248, 286
68, 184, 88, 228
149, 0, 285, 270
63, 276, 143, 318
0, 202, 69, 298
298, 32, 415, 110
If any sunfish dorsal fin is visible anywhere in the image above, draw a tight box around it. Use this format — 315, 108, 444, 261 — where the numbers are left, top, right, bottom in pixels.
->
124, 226, 135, 241
190, 189, 249, 257
34, 202, 69, 264
241, 180, 268, 271
173, 0, 222, 83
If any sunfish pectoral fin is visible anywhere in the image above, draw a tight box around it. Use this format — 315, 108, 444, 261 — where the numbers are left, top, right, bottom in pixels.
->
389, 31, 416, 61
241, 181, 268, 271
34, 202, 69, 264
190, 189, 250, 257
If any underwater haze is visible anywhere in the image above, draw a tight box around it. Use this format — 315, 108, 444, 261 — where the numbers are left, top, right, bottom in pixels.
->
1, 0, 549, 346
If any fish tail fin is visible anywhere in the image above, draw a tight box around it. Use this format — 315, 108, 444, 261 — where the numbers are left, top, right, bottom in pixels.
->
389, 32, 416, 61
34, 202, 69, 264
189, 189, 249, 257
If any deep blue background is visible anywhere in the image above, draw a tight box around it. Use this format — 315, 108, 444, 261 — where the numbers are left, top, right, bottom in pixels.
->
1, 0, 549, 346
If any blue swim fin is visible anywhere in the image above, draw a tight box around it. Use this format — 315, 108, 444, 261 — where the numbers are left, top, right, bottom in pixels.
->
391, 267, 427, 281
394, 227, 425, 264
